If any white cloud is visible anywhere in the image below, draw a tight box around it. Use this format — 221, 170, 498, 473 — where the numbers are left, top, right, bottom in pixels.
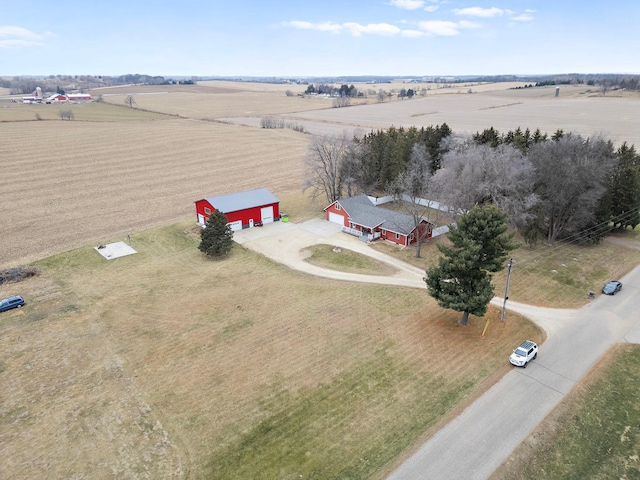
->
418, 20, 461, 36
0, 26, 47, 48
285, 21, 400, 37
417, 19, 479, 36
512, 13, 534, 21
453, 7, 506, 18
424, 5, 439, 12
344, 22, 401, 36
389, 0, 425, 10
0, 25, 46, 39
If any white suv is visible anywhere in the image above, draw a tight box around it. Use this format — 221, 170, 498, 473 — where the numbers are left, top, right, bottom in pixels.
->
509, 340, 538, 368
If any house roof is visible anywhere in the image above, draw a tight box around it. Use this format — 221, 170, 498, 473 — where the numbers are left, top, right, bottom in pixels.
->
201, 188, 279, 214
333, 194, 428, 235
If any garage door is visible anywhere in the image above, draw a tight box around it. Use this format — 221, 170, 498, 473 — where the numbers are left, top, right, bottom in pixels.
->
261, 206, 274, 224
328, 212, 345, 225
227, 220, 242, 231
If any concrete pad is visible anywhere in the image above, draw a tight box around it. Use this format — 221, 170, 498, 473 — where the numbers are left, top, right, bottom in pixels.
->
232, 220, 297, 244
624, 321, 640, 344
298, 218, 343, 237
94, 242, 137, 260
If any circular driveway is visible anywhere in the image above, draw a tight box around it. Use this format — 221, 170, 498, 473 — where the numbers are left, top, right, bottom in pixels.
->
234, 218, 426, 288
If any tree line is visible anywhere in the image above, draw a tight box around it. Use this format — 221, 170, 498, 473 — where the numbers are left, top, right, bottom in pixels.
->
304, 84, 362, 97
304, 125, 640, 247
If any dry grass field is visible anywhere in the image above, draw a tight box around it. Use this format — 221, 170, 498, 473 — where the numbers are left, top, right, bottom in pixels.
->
278, 85, 640, 146
0, 220, 541, 479
96, 82, 332, 119
0, 100, 169, 122
1, 80, 638, 479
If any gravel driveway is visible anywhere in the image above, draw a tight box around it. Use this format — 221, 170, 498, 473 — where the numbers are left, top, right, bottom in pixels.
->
235, 218, 426, 289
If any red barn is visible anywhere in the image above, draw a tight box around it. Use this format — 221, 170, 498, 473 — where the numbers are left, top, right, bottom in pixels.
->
67, 93, 92, 102
46, 94, 67, 103
195, 188, 280, 231
324, 194, 433, 246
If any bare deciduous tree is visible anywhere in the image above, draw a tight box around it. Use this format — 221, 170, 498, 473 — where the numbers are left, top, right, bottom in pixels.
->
58, 109, 74, 120
376, 89, 388, 103
124, 94, 137, 109
434, 138, 538, 227
528, 133, 615, 244
387, 144, 445, 258
303, 133, 353, 204
332, 95, 351, 108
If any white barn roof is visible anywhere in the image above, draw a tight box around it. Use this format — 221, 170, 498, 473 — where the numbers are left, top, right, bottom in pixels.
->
203, 188, 279, 213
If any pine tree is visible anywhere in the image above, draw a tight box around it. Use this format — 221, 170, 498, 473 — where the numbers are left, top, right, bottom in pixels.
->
425, 205, 516, 326
199, 210, 234, 258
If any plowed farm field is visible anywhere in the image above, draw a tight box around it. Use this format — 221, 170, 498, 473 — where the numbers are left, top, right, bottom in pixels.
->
97, 82, 333, 119
0, 116, 308, 267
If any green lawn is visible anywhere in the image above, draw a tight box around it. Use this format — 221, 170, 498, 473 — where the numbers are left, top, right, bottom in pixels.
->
302, 244, 399, 275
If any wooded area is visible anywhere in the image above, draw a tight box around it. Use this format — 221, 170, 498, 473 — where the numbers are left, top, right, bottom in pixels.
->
304, 125, 640, 246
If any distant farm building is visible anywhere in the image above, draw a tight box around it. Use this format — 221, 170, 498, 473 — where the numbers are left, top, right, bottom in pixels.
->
22, 87, 44, 103
67, 93, 92, 102
22, 91, 93, 104
195, 188, 280, 231
324, 194, 433, 246
46, 94, 67, 103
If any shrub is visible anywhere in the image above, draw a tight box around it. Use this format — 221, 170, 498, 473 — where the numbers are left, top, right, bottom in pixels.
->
0, 266, 40, 285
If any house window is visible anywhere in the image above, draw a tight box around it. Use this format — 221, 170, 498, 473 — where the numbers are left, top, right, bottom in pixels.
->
395, 233, 400, 240
204, 207, 211, 215
335, 203, 341, 211
381, 229, 386, 235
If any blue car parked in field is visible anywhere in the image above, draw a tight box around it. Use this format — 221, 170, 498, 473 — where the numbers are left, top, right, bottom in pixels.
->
0, 295, 25, 312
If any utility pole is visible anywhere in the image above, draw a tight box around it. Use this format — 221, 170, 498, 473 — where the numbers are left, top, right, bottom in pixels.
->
501, 258, 513, 322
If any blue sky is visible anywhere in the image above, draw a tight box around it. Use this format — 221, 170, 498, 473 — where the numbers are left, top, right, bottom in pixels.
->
2, 0, 639, 77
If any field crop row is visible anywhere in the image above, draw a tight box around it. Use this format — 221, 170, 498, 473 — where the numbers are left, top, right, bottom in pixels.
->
0, 119, 308, 268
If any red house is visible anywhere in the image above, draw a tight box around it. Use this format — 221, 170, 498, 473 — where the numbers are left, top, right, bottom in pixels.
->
324, 194, 433, 246
195, 188, 280, 231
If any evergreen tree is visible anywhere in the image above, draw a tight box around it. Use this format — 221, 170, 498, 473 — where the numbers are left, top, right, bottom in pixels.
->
199, 210, 234, 258
425, 205, 516, 326
473, 127, 502, 148
608, 143, 640, 229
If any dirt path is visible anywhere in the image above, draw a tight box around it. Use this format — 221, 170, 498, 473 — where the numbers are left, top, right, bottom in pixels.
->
604, 234, 640, 250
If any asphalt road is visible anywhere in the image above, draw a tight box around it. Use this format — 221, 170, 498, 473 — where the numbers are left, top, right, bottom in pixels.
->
236, 219, 640, 480
387, 265, 640, 480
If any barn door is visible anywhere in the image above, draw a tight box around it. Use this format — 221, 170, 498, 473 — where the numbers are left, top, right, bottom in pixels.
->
261, 206, 274, 224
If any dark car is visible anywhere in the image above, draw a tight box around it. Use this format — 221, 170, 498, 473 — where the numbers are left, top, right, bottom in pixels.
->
0, 295, 26, 312
602, 281, 623, 295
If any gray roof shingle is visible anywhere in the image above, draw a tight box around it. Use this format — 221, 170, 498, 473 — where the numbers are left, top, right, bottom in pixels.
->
336, 194, 427, 235
202, 188, 279, 213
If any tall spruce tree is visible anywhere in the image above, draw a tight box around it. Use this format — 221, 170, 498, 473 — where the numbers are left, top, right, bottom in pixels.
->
425, 205, 516, 326
199, 210, 234, 258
